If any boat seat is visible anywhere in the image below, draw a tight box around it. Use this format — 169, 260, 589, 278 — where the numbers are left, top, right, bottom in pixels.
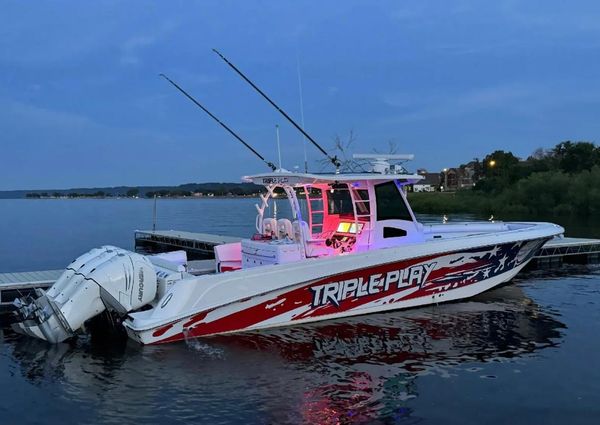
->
214, 242, 242, 272
293, 220, 334, 257
277, 218, 293, 240
263, 218, 278, 239
292, 220, 303, 243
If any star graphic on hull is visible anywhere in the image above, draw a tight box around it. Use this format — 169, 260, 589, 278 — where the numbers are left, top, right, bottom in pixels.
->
495, 255, 508, 272
489, 246, 500, 258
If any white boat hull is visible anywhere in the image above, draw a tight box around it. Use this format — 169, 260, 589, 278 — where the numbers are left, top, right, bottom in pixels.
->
124, 235, 551, 344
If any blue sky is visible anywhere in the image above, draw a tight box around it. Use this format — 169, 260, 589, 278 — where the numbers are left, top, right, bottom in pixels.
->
2, 1, 600, 190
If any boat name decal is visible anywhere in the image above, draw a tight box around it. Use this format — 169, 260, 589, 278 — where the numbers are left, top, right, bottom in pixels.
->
262, 177, 289, 184
310, 262, 437, 308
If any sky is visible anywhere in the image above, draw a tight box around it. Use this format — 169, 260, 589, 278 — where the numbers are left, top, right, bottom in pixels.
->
1, 0, 600, 190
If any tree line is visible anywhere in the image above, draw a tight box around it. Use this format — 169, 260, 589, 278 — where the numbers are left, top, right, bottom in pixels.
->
472, 141, 600, 194
23, 183, 264, 199
26, 191, 111, 198
410, 141, 600, 217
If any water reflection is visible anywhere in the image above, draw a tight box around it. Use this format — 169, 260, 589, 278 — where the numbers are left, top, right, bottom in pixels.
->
4, 284, 565, 424
208, 285, 565, 423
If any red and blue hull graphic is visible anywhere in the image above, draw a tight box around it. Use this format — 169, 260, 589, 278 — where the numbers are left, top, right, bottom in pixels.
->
131, 238, 548, 344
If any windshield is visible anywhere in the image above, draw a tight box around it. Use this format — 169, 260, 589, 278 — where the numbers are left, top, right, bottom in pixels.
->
374, 181, 413, 221
327, 185, 354, 216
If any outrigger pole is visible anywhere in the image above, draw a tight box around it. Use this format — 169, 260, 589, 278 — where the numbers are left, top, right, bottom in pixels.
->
212, 49, 341, 171
159, 73, 277, 171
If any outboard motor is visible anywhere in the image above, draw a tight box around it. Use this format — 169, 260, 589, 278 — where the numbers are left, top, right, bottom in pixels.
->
12, 246, 157, 343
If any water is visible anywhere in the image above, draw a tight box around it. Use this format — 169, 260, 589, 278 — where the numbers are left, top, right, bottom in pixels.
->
1, 199, 599, 424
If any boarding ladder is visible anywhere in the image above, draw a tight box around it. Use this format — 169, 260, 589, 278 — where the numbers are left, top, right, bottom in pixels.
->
349, 188, 372, 245
305, 188, 325, 236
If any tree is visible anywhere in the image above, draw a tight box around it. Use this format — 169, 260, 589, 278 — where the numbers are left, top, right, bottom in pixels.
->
474, 150, 521, 193
482, 151, 520, 177
553, 141, 598, 173
126, 188, 139, 197
530, 147, 547, 160
526, 147, 554, 173
471, 158, 483, 181
318, 130, 361, 172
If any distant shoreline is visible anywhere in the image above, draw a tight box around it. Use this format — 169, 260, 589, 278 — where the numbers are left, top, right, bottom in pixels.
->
0, 182, 264, 200
14, 194, 259, 200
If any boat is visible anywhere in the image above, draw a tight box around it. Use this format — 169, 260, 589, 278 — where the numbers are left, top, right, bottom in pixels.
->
12, 154, 564, 344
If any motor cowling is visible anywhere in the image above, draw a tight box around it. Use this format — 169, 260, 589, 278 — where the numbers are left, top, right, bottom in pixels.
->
12, 246, 157, 343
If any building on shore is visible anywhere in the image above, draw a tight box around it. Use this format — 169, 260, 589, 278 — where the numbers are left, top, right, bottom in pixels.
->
411, 169, 441, 192
440, 161, 478, 191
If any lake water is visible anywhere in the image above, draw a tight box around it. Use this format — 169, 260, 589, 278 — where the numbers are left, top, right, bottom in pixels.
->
0, 199, 599, 424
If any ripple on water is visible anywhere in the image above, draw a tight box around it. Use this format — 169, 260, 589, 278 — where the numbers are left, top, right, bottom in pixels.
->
184, 337, 225, 359
2, 274, 598, 424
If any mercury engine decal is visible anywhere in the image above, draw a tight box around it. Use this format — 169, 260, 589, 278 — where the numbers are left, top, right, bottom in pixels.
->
137, 268, 145, 302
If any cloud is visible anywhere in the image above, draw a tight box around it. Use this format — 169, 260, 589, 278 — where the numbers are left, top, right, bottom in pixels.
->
0, 98, 189, 189
381, 83, 544, 122
457, 85, 533, 108
164, 70, 220, 86
120, 35, 157, 65
500, 0, 600, 34
4, 99, 95, 131
382, 79, 600, 125
388, 1, 600, 57
0, 2, 124, 66
119, 19, 179, 66
18, 98, 175, 141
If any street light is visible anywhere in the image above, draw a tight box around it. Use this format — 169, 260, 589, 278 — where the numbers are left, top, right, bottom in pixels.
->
442, 168, 449, 190
489, 160, 496, 167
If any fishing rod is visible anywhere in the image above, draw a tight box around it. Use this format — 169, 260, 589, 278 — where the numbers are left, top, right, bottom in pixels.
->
212, 49, 341, 171
159, 73, 277, 171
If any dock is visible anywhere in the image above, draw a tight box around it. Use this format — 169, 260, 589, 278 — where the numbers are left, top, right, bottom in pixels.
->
532, 237, 600, 267
0, 269, 63, 312
1, 233, 598, 314
135, 230, 241, 259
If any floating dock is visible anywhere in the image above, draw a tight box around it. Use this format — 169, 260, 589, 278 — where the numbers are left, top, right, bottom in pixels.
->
0, 269, 63, 312
532, 237, 600, 267
135, 230, 241, 259
1, 233, 598, 314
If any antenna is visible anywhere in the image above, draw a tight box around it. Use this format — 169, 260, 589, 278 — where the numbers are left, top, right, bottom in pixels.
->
353, 153, 415, 174
159, 73, 276, 171
275, 124, 282, 170
296, 55, 308, 173
212, 49, 341, 171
